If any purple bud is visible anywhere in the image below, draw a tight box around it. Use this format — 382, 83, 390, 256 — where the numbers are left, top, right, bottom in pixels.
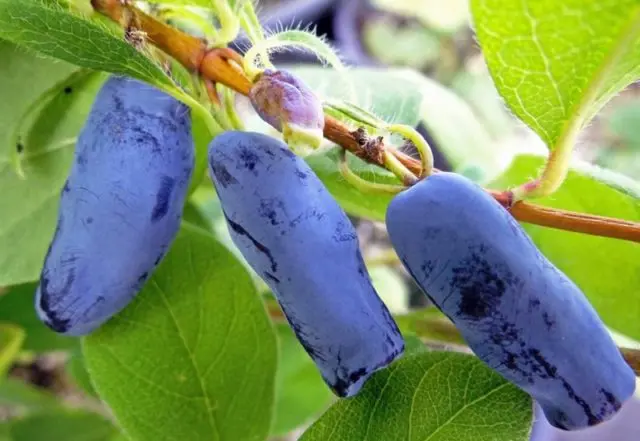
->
249, 69, 324, 151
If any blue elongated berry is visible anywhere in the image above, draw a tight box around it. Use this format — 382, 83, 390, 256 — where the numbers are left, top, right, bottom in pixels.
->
35, 76, 194, 336
386, 173, 636, 431
208, 131, 404, 397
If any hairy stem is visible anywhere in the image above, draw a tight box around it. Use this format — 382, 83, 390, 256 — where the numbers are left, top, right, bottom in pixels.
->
91, 0, 640, 244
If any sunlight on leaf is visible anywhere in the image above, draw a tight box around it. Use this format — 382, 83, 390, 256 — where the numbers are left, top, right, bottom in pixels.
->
84, 226, 278, 441
472, 0, 640, 150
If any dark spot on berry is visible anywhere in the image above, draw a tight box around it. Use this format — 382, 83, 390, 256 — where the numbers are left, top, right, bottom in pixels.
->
263, 272, 280, 284
528, 298, 541, 312
239, 146, 260, 171
151, 176, 175, 222
600, 389, 620, 407
86, 217, 93, 224
542, 312, 555, 330
131, 127, 160, 153
76, 153, 88, 167
452, 246, 515, 319
258, 199, 282, 226
37, 273, 74, 334
332, 221, 357, 242
348, 367, 368, 383
224, 211, 278, 273
210, 163, 238, 188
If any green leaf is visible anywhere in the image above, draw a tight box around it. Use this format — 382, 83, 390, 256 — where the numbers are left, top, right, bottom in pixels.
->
83, 226, 278, 441
489, 154, 640, 340
0, 40, 107, 286
9, 410, 117, 441
0, 378, 61, 413
0, 284, 76, 352
305, 149, 396, 221
300, 351, 533, 441
369, 266, 410, 315
450, 69, 516, 141
0, 324, 24, 378
291, 67, 424, 127
362, 16, 441, 69
271, 324, 333, 436
471, 0, 640, 150
182, 201, 213, 233
66, 349, 98, 398
395, 308, 467, 347
0, 0, 173, 89
0, 424, 10, 441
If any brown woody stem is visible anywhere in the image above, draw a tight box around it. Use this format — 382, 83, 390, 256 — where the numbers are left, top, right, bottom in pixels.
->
91, 0, 640, 244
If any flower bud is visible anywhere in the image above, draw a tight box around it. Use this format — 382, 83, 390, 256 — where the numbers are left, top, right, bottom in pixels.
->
249, 69, 324, 155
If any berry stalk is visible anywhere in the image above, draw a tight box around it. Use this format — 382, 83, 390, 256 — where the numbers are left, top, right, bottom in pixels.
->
91, 0, 640, 244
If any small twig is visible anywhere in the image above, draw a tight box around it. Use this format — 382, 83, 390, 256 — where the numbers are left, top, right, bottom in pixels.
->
390, 148, 640, 242
91, 0, 640, 244
620, 347, 640, 375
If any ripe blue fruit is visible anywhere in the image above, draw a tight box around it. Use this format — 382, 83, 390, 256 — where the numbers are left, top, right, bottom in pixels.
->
208, 131, 405, 397
386, 172, 636, 431
35, 76, 194, 336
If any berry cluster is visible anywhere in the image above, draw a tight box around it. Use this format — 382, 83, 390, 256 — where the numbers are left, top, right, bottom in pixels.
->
35, 75, 636, 432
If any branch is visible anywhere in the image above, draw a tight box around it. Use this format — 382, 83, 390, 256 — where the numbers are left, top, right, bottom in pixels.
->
91, 0, 640, 244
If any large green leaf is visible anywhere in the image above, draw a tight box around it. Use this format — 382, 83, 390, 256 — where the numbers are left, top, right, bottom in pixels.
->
0, 0, 172, 89
301, 351, 532, 441
0, 284, 76, 352
9, 410, 117, 441
489, 154, 640, 340
0, 324, 24, 378
471, 0, 640, 149
66, 348, 98, 398
271, 324, 333, 437
0, 40, 107, 286
83, 226, 278, 441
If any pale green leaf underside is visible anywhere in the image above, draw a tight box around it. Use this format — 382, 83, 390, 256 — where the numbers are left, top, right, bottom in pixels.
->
83, 226, 278, 441
489, 154, 640, 340
0, 40, 106, 287
301, 351, 533, 441
0, 0, 172, 88
472, 0, 640, 148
